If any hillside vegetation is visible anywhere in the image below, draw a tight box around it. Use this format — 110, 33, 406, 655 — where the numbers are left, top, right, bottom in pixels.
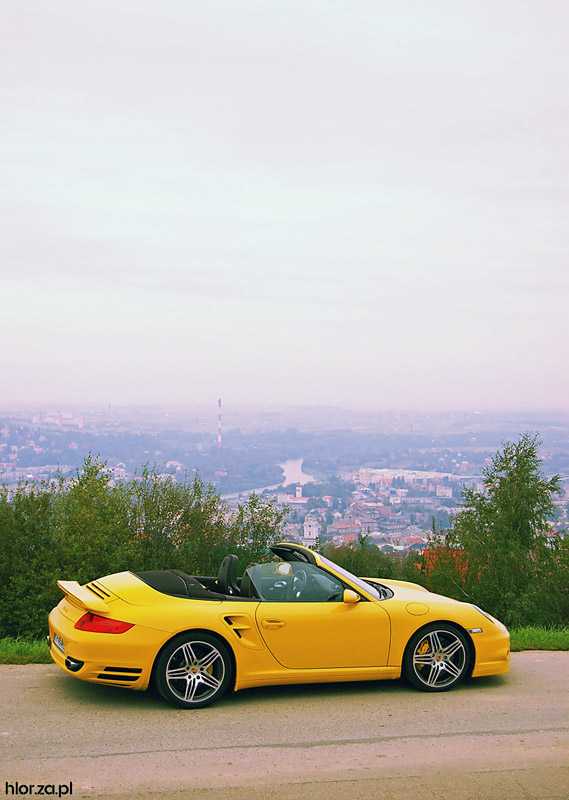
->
0, 435, 567, 642
423, 433, 569, 627
0, 456, 287, 639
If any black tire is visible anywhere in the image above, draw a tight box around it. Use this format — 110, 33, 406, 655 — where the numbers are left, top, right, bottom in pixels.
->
403, 624, 470, 692
154, 632, 232, 709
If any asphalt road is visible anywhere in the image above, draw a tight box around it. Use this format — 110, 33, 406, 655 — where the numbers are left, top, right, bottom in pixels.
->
1, 653, 568, 800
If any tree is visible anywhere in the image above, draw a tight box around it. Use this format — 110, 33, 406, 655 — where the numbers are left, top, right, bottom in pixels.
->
129, 467, 230, 575
322, 540, 395, 579
229, 493, 289, 571
426, 433, 567, 626
0, 480, 58, 638
53, 455, 134, 584
0, 456, 289, 639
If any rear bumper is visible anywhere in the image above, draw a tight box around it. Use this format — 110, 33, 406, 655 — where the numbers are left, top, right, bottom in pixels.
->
48, 605, 159, 691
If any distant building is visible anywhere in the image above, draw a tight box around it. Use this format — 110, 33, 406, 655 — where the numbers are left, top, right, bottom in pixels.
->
283, 523, 302, 541
165, 461, 185, 471
105, 465, 126, 480
277, 487, 309, 507
336, 533, 359, 545
302, 514, 321, 547
327, 522, 361, 538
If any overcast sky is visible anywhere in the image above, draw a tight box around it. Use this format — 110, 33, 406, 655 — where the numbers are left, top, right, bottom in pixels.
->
2, 1, 568, 412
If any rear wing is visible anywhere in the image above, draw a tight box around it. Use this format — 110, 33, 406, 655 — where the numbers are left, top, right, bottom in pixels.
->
57, 580, 110, 614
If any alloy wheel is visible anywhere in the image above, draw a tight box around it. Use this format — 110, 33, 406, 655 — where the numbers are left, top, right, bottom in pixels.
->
404, 625, 470, 692
155, 633, 232, 708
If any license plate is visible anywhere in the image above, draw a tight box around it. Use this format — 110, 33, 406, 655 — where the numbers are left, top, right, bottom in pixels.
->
53, 633, 65, 654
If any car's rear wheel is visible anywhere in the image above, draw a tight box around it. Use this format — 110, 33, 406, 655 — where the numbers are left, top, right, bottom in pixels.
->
403, 624, 470, 692
155, 632, 232, 708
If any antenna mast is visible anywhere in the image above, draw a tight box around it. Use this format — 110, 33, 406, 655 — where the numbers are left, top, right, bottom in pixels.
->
217, 398, 222, 448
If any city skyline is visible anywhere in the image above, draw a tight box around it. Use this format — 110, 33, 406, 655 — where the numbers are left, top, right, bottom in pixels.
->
2, 1, 568, 412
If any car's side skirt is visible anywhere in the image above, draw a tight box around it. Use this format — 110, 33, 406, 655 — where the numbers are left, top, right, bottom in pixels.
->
234, 666, 401, 692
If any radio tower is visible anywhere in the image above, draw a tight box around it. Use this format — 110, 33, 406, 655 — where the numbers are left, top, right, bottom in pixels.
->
217, 398, 222, 448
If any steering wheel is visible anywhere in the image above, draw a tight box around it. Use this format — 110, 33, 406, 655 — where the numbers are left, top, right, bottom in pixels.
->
287, 568, 307, 601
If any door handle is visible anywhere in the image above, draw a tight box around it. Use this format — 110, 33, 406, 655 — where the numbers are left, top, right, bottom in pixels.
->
261, 619, 286, 629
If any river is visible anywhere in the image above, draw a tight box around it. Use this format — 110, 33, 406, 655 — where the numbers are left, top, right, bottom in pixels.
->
279, 458, 316, 485
222, 458, 315, 499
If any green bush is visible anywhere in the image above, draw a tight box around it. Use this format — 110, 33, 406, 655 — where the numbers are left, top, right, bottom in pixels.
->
0, 456, 288, 639
323, 538, 396, 579
424, 434, 569, 627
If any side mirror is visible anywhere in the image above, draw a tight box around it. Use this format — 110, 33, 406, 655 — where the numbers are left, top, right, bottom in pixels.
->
343, 589, 360, 604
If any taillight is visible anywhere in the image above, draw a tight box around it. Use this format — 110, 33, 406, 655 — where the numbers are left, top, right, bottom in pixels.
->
74, 613, 134, 634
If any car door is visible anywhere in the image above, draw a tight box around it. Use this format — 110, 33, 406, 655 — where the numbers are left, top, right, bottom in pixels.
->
252, 562, 391, 669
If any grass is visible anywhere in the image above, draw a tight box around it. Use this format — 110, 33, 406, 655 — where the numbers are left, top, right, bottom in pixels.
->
509, 626, 569, 652
0, 637, 53, 664
1, 627, 568, 664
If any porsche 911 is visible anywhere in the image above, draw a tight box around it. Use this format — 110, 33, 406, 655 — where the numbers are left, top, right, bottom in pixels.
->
48, 542, 510, 708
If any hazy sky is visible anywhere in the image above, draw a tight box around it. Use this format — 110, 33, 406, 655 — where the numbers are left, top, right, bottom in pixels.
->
2, 1, 568, 412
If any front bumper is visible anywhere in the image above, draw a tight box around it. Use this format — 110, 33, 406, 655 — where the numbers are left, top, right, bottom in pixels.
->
471, 621, 510, 678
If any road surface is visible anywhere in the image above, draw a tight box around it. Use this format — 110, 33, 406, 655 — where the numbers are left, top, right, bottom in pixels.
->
1, 652, 568, 799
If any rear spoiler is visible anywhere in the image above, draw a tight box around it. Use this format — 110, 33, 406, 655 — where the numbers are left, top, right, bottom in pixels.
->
58, 580, 109, 614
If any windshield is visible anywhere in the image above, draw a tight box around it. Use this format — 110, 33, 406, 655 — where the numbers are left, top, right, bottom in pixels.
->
317, 554, 380, 600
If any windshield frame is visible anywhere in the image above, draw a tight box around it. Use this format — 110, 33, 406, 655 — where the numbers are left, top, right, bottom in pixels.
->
316, 554, 380, 601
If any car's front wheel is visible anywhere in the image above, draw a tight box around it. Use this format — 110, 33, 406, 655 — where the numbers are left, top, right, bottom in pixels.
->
403, 624, 470, 692
154, 632, 232, 708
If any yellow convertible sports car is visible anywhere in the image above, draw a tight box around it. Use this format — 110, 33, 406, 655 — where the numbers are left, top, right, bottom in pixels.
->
48, 542, 510, 708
